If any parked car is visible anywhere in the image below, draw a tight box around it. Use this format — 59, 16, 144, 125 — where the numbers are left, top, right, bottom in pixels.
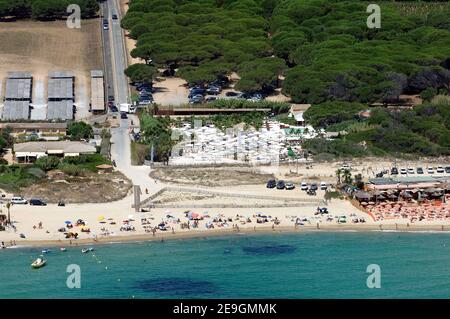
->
120, 112, 128, 119
110, 105, 118, 112
341, 163, 351, 170
11, 196, 27, 205
30, 199, 47, 206
189, 95, 204, 104
285, 182, 295, 190
188, 88, 206, 98
139, 89, 153, 95
310, 183, 318, 191
437, 166, 445, 173
206, 86, 221, 95
276, 180, 285, 189
407, 168, 415, 174
320, 182, 328, 190
400, 168, 407, 175
417, 167, 424, 174
225, 91, 240, 97
112, 14, 118, 20
266, 179, 276, 189
391, 167, 398, 175
300, 182, 308, 190
249, 93, 264, 101
427, 167, 434, 174
446, 166, 450, 174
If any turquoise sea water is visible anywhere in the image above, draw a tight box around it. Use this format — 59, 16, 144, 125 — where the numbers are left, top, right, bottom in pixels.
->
2, 232, 450, 298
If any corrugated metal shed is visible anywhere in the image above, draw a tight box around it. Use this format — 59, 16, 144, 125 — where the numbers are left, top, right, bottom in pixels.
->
47, 100, 74, 120
90, 70, 103, 78
7, 72, 32, 79
2, 101, 30, 120
49, 71, 74, 79
90, 70, 105, 111
48, 78, 74, 100
5, 78, 32, 100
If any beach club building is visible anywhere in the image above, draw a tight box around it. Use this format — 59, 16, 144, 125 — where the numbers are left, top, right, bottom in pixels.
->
13, 141, 96, 163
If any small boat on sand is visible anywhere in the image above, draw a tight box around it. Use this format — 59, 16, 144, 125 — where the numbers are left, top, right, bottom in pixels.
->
31, 258, 47, 269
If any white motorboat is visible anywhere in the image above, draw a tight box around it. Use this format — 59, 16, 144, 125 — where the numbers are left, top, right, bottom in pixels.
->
31, 258, 47, 269
81, 248, 89, 254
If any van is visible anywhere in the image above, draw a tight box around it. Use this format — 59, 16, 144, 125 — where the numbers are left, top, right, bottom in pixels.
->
11, 196, 27, 204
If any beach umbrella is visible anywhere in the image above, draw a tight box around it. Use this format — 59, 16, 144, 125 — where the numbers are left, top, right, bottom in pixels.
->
64, 221, 72, 224
98, 216, 105, 221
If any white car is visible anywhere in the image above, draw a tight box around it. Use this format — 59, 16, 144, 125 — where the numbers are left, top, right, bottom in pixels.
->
400, 168, 407, 175
427, 167, 434, 174
320, 182, 328, 190
300, 182, 308, 190
341, 164, 351, 170
407, 168, 415, 174
437, 166, 444, 173
11, 196, 27, 204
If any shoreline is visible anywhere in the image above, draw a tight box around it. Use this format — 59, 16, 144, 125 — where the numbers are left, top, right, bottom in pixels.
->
5, 223, 450, 249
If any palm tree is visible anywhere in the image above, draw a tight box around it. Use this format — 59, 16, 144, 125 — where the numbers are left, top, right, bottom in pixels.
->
342, 169, 352, 184
6, 202, 11, 224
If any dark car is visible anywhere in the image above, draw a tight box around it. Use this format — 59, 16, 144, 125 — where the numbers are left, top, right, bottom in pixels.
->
446, 166, 450, 174
276, 180, 285, 189
189, 95, 204, 104
189, 88, 206, 98
120, 112, 128, 119
136, 83, 152, 91
417, 167, 424, 174
266, 179, 276, 189
391, 167, 399, 175
112, 14, 118, 20
110, 105, 118, 112
225, 91, 240, 97
30, 199, 47, 206
310, 183, 318, 191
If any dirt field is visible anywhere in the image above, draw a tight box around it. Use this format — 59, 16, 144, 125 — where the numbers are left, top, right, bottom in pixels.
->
150, 166, 275, 187
21, 170, 132, 204
0, 19, 103, 119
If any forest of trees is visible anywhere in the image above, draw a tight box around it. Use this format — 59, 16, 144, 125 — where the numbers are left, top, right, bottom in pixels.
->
123, 0, 450, 102
122, 0, 450, 158
0, 0, 99, 19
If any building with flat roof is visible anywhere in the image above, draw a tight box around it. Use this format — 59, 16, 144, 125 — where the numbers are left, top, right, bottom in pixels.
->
46, 71, 75, 120
14, 141, 97, 163
90, 70, 105, 113
48, 78, 74, 101
47, 100, 74, 120
2, 101, 31, 120
0, 122, 67, 140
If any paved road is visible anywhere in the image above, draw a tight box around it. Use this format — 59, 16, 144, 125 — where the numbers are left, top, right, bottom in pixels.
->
102, 0, 156, 193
